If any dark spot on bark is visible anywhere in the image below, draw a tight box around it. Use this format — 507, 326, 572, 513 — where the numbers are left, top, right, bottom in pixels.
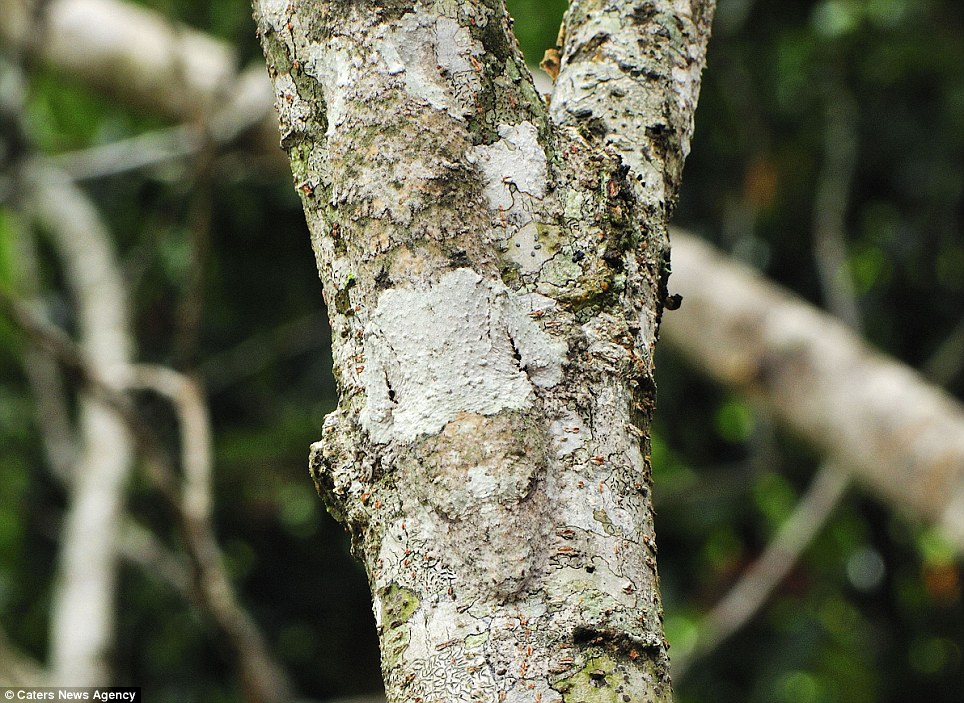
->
334, 287, 353, 315
571, 31, 610, 60
631, 3, 658, 25
375, 267, 392, 289
510, 335, 524, 366
447, 248, 471, 268
646, 122, 672, 138
664, 293, 682, 310
585, 117, 609, 139
654, 247, 672, 328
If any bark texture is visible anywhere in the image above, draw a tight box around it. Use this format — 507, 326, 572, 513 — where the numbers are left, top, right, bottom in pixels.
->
6, 0, 962, 547
252, 2, 713, 702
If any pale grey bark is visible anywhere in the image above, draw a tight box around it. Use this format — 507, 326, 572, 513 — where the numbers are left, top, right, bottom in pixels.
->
552, 0, 715, 210
662, 232, 964, 553
22, 165, 134, 687
251, 2, 713, 702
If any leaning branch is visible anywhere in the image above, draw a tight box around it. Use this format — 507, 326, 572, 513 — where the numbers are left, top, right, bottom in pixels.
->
20, 162, 135, 688
1, 0, 280, 158
662, 232, 964, 553
551, 1, 716, 210
0, 292, 294, 703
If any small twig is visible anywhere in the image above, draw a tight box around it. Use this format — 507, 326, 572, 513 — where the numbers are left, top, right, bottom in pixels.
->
173, 144, 215, 368
10, 215, 77, 483
673, 464, 850, 679
124, 366, 214, 525
46, 125, 203, 180
675, 85, 864, 681
812, 85, 860, 330
0, 292, 295, 702
0, 287, 181, 502
123, 364, 295, 703
117, 519, 194, 598
201, 311, 328, 392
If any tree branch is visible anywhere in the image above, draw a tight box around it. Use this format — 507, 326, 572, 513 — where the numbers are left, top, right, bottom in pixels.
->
662, 231, 964, 553
5, 0, 960, 551
0, 0, 283, 163
7, 0, 956, 557
0, 291, 295, 703
674, 91, 866, 676
17, 161, 134, 687
121, 365, 294, 703
672, 463, 850, 679
552, 1, 716, 211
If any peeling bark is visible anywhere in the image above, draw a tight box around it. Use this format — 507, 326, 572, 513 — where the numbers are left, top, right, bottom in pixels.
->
252, 2, 713, 702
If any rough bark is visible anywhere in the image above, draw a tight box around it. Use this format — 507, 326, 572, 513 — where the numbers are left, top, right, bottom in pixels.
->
5, 0, 962, 548
251, 2, 713, 702
662, 232, 964, 552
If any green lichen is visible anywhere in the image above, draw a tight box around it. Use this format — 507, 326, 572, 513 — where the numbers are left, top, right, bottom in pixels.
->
379, 582, 420, 666
537, 255, 616, 310
381, 582, 419, 628
554, 654, 622, 703
593, 509, 617, 537
564, 190, 588, 221
464, 632, 488, 650
554, 652, 672, 703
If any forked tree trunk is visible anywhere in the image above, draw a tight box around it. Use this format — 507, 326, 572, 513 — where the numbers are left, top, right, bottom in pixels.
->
251, 1, 714, 701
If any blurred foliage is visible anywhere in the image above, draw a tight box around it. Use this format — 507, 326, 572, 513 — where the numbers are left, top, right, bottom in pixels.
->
0, 0, 960, 701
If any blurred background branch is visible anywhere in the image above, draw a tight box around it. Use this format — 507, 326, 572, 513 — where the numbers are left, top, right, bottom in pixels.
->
0, 0, 960, 701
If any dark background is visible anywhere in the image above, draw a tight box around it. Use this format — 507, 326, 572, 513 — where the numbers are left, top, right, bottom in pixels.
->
0, 1, 961, 701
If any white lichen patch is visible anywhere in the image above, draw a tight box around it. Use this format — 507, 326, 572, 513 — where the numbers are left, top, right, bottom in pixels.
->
504, 299, 566, 388
405, 599, 459, 660
372, 10, 484, 120
545, 561, 637, 610
466, 121, 547, 227
581, 313, 632, 365
434, 16, 484, 78
271, 73, 311, 130
506, 222, 555, 274
302, 42, 358, 136
550, 410, 588, 457
377, 12, 453, 116
359, 268, 565, 444
504, 685, 563, 703
257, 0, 292, 32
465, 463, 500, 502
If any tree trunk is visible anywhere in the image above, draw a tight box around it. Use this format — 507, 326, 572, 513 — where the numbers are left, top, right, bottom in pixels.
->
251, 2, 714, 701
